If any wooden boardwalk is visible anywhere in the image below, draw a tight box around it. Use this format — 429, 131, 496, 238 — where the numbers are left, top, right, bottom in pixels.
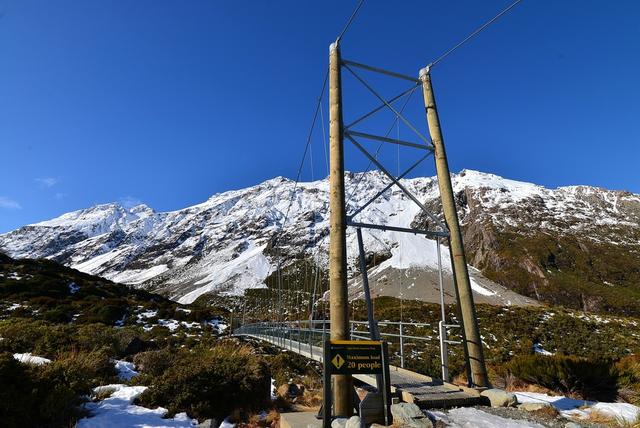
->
237, 333, 481, 409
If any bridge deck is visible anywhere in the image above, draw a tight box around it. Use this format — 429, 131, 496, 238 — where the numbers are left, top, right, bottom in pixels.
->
237, 333, 481, 409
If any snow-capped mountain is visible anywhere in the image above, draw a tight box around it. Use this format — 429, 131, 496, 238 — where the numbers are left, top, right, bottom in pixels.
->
1, 170, 639, 313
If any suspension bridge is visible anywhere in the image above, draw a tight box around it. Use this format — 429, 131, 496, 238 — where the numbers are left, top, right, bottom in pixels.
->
231, 1, 524, 425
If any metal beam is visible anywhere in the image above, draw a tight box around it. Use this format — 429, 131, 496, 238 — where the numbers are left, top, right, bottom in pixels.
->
348, 152, 431, 219
356, 228, 380, 341
347, 220, 448, 238
346, 130, 433, 151
345, 133, 447, 231
343, 63, 430, 146
342, 59, 421, 83
345, 84, 419, 129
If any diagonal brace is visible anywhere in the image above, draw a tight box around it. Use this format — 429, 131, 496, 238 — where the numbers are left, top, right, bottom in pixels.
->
343, 63, 430, 146
346, 133, 447, 231
345, 84, 419, 129
346, 130, 433, 151
348, 152, 431, 220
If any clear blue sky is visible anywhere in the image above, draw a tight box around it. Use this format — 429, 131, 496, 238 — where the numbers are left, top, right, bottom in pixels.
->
1, 0, 639, 233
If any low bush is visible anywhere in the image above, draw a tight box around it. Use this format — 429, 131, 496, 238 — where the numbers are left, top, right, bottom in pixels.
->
507, 354, 618, 401
133, 348, 176, 377
616, 355, 640, 405
0, 352, 34, 428
269, 351, 317, 387
137, 341, 270, 420
0, 349, 117, 428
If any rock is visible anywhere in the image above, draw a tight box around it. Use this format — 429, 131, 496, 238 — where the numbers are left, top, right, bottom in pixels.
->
390, 403, 432, 427
331, 418, 348, 428
345, 416, 361, 428
197, 419, 218, 428
480, 388, 518, 407
519, 402, 553, 412
391, 403, 424, 420
564, 423, 582, 428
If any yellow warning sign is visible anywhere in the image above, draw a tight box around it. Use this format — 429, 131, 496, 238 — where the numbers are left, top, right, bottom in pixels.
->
328, 341, 384, 375
331, 353, 345, 370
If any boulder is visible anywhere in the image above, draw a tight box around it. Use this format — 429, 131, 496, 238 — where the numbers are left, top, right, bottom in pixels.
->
197, 419, 218, 428
480, 388, 518, 407
519, 402, 553, 412
331, 418, 348, 428
390, 403, 432, 427
345, 416, 361, 428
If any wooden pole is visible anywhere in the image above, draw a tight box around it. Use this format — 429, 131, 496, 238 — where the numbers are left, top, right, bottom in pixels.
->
419, 66, 489, 388
329, 41, 352, 415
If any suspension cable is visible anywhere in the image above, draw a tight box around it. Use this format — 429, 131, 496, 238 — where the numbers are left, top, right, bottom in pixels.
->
335, 0, 366, 44
272, 67, 329, 323
428, 0, 523, 69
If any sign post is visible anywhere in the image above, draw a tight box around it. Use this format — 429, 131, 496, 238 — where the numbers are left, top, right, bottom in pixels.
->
322, 340, 392, 427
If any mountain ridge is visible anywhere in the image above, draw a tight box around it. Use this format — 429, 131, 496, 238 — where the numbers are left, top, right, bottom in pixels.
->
1, 169, 638, 314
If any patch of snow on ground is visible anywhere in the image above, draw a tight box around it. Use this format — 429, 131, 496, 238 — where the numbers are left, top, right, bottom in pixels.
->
514, 391, 640, 423
515, 391, 590, 412
533, 343, 554, 356
158, 319, 180, 331
431, 407, 545, 427
6, 303, 23, 311
177, 242, 272, 304
470, 278, 496, 296
77, 384, 196, 428
114, 360, 139, 381
13, 352, 51, 365
219, 418, 235, 428
137, 309, 158, 321
111, 264, 170, 285
590, 402, 640, 423
68, 282, 80, 294
72, 247, 130, 275
206, 319, 228, 332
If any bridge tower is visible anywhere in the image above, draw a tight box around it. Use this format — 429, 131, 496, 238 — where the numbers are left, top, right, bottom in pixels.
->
420, 67, 489, 388
328, 41, 353, 416
326, 44, 490, 417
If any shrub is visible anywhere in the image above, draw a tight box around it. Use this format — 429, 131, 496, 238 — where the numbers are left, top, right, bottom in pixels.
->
0, 349, 116, 428
269, 351, 316, 387
137, 342, 270, 420
0, 352, 34, 428
507, 354, 618, 401
133, 348, 176, 377
616, 355, 640, 405
0, 319, 71, 358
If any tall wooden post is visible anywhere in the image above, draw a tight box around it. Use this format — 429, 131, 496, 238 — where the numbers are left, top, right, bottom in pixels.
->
329, 41, 352, 415
419, 66, 489, 388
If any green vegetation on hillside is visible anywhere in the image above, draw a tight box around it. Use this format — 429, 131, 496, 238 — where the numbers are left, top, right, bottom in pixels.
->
477, 231, 640, 316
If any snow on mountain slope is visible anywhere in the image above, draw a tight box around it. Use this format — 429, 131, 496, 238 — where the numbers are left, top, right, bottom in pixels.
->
1, 170, 637, 305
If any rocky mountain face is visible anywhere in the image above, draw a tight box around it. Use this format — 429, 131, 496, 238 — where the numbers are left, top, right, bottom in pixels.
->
1, 170, 638, 315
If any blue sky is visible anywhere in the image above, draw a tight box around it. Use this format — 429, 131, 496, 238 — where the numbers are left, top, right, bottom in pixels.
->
1, 0, 639, 233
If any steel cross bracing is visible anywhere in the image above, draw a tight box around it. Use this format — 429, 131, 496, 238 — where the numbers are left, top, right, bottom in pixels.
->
339, 57, 449, 238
